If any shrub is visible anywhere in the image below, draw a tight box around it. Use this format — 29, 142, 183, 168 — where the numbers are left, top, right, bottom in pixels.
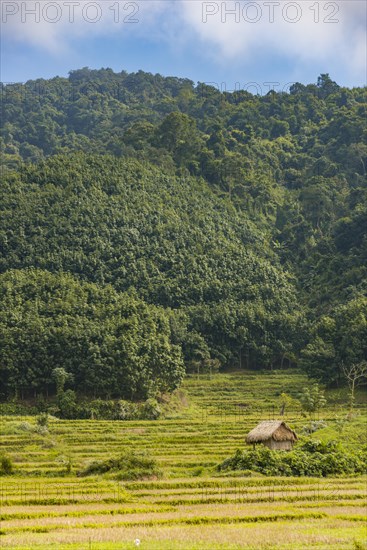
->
117, 400, 139, 420
141, 398, 162, 420
34, 413, 49, 435
78, 451, 162, 480
301, 420, 327, 434
57, 397, 160, 420
36, 412, 49, 427
1, 396, 165, 421
84, 399, 140, 420
0, 402, 38, 415
0, 454, 14, 475
88, 399, 119, 420
299, 439, 338, 454
57, 390, 78, 419
353, 540, 366, 550
219, 439, 367, 477
55, 455, 73, 475
18, 421, 35, 432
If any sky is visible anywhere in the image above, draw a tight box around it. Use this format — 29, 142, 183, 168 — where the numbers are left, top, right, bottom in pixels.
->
1, 0, 366, 91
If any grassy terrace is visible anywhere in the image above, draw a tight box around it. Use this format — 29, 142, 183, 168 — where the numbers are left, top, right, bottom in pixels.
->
1, 370, 366, 549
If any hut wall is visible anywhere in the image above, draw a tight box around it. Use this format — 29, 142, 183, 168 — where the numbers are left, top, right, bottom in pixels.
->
264, 439, 293, 451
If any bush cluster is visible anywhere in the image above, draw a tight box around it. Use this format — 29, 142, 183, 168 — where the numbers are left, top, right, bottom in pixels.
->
0, 396, 165, 420
17, 416, 49, 436
219, 439, 367, 477
0, 454, 14, 476
300, 420, 327, 435
56, 396, 162, 420
78, 451, 162, 481
0, 402, 38, 416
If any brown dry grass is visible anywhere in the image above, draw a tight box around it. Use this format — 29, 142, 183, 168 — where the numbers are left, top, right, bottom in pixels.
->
2, 518, 365, 549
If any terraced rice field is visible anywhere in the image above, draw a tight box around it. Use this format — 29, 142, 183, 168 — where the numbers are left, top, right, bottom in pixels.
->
1, 370, 366, 549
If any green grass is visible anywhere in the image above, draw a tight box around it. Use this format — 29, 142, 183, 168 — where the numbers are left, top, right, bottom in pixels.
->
1, 370, 366, 549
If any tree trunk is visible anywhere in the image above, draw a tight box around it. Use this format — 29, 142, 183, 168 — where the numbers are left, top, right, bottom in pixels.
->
350, 379, 355, 411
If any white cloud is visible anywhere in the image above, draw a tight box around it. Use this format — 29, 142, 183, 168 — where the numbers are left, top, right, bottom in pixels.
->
1, 1, 168, 51
1, 1, 366, 80
179, 1, 366, 74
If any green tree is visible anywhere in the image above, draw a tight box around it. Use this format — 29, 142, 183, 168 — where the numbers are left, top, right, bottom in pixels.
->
299, 384, 327, 416
52, 368, 73, 396
157, 112, 201, 167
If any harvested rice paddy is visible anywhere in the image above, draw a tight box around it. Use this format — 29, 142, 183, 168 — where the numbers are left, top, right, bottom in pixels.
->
1, 370, 366, 549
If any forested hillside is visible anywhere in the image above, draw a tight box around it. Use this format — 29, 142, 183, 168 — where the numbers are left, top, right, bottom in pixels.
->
1, 69, 366, 399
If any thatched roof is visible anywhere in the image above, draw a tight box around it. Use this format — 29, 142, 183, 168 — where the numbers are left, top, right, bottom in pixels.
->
245, 421, 297, 443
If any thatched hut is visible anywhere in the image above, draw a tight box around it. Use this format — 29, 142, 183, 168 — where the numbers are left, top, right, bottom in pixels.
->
245, 421, 297, 451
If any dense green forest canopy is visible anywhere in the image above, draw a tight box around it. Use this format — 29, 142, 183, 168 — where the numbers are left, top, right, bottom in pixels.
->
0, 68, 366, 399
0, 269, 184, 400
